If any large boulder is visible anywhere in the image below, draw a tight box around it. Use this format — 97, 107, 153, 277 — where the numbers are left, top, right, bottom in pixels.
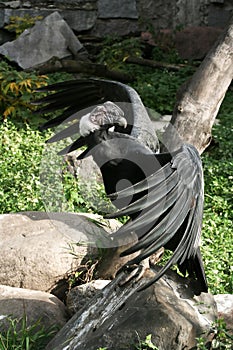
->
0, 211, 119, 297
0, 284, 68, 331
214, 294, 233, 334
141, 26, 223, 60
45, 269, 217, 350
0, 11, 85, 69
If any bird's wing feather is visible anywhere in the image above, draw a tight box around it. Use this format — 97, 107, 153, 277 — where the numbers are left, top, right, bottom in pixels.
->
108, 143, 204, 285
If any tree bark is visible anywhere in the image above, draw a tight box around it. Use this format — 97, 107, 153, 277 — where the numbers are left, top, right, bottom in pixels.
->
162, 15, 233, 154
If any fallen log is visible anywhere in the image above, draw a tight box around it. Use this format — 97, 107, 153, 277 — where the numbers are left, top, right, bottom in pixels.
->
125, 56, 188, 71
26, 58, 134, 83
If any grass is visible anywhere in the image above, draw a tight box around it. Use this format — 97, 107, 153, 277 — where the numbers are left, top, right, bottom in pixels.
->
0, 315, 57, 350
201, 95, 233, 294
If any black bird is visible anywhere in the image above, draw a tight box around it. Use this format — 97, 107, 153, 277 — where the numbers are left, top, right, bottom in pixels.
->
35, 78, 208, 294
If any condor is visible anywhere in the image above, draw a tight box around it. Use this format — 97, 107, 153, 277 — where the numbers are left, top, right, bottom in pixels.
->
35, 78, 208, 294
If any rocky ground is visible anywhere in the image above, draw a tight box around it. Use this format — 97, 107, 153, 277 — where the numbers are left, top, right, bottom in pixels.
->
0, 211, 232, 349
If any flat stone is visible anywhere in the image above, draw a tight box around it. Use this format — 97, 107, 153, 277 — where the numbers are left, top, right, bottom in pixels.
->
26, 0, 96, 9
91, 18, 139, 37
62, 9, 97, 32
1, 1, 20, 8
0, 11, 84, 69
208, 5, 231, 28
98, 0, 138, 19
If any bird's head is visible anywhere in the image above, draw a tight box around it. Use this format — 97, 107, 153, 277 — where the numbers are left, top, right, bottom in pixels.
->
79, 101, 127, 137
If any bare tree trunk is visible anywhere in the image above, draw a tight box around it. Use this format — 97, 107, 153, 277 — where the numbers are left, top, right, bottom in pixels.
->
162, 15, 233, 154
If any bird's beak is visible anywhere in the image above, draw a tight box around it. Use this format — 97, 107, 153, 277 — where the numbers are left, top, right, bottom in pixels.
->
117, 116, 127, 129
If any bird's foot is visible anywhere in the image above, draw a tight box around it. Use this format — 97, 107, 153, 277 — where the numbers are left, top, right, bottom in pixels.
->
118, 264, 145, 286
117, 258, 150, 286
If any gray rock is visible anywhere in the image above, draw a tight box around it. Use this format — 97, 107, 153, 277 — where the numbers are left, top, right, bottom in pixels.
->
2, 1, 20, 9
66, 279, 110, 315
62, 9, 97, 32
3, 8, 54, 25
0, 211, 118, 294
214, 294, 233, 333
174, 26, 223, 60
0, 11, 84, 69
208, 4, 232, 28
45, 269, 217, 350
23, 0, 96, 9
98, 0, 138, 19
91, 18, 139, 37
0, 284, 68, 332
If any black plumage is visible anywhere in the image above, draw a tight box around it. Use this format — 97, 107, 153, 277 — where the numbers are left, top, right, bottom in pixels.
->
35, 78, 208, 294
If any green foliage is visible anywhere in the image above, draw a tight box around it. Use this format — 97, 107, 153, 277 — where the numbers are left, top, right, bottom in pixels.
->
196, 319, 233, 349
0, 315, 57, 350
201, 110, 233, 294
134, 333, 159, 350
0, 121, 49, 213
131, 66, 193, 114
97, 36, 143, 69
95, 334, 159, 350
0, 61, 48, 122
5, 15, 43, 37
97, 37, 194, 114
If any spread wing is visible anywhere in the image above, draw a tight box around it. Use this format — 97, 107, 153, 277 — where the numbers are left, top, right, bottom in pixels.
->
105, 143, 207, 291
34, 78, 207, 293
34, 78, 159, 151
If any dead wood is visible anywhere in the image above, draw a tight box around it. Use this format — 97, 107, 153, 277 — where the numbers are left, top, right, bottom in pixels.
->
45, 271, 151, 350
26, 57, 134, 83
125, 56, 188, 71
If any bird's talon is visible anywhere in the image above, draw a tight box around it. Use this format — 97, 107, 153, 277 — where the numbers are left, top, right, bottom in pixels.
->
118, 264, 145, 286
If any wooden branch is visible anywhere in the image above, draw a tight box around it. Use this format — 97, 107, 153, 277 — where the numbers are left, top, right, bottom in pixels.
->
125, 56, 188, 71
26, 57, 134, 83
162, 15, 233, 154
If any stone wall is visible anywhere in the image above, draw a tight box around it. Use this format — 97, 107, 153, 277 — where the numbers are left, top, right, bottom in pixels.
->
0, 0, 232, 37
